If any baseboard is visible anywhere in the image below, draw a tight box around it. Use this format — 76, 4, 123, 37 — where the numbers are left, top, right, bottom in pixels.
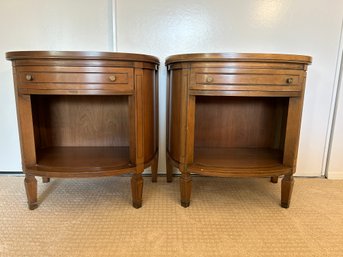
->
0, 171, 24, 176
326, 172, 343, 179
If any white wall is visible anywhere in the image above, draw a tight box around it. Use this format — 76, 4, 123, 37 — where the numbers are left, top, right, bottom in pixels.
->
0, 0, 112, 171
327, 80, 343, 179
1, 0, 342, 178
327, 51, 343, 179
116, 0, 343, 176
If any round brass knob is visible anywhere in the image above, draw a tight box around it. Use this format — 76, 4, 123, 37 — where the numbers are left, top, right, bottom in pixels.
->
109, 75, 116, 82
25, 74, 33, 81
206, 76, 214, 83
286, 78, 293, 84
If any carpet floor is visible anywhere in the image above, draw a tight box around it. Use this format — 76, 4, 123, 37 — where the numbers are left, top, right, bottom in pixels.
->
0, 176, 342, 257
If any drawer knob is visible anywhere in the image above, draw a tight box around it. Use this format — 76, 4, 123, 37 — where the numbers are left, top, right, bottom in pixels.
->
109, 75, 116, 82
25, 74, 33, 81
286, 78, 293, 84
206, 76, 214, 83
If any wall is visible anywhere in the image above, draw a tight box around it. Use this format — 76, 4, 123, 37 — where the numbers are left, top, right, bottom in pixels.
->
0, 0, 112, 171
0, 0, 342, 178
116, 0, 343, 176
327, 73, 343, 178
327, 43, 343, 179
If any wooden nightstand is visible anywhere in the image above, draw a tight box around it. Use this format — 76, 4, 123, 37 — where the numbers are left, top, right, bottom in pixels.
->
6, 51, 159, 210
165, 53, 311, 208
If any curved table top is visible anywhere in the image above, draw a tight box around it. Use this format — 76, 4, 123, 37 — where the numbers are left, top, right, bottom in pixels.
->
6, 51, 159, 65
166, 53, 311, 65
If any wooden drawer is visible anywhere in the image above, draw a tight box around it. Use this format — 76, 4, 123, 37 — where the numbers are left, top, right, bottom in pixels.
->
16, 67, 133, 93
196, 73, 299, 85
190, 69, 303, 92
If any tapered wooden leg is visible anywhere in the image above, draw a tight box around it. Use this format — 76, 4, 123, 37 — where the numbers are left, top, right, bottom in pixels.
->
270, 176, 278, 183
281, 175, 294, 208
24, 174, 38, 210
151, 154, 158, 183
180, 172, 192, 207
131, 173, 143, 208
166, 157, 173, 183
42, 177, 50, 183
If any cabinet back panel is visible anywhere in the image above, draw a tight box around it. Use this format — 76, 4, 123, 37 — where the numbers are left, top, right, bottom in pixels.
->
194, 96, 288, 149
31, 95, 129, 147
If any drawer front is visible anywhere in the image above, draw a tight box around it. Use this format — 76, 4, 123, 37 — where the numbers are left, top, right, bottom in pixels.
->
191, 69, 303, 92
196, 74, 299, 85
16, 67, 133, 93
18, 72, 129, 84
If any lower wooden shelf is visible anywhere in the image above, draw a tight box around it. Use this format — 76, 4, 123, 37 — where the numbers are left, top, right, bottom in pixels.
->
27, 146, 135, 177
189, 147, 292, 177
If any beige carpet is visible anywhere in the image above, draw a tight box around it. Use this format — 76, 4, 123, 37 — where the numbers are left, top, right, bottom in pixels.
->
0, 176, 342, 257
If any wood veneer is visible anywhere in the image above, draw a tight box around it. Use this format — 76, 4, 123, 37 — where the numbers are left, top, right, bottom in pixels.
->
7, 51, 159, 209
166, 53, 311, 208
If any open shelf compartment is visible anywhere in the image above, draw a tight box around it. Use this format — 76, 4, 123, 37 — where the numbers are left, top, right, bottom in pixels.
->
30, 95, 132, 173
192, 96, 290, 175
